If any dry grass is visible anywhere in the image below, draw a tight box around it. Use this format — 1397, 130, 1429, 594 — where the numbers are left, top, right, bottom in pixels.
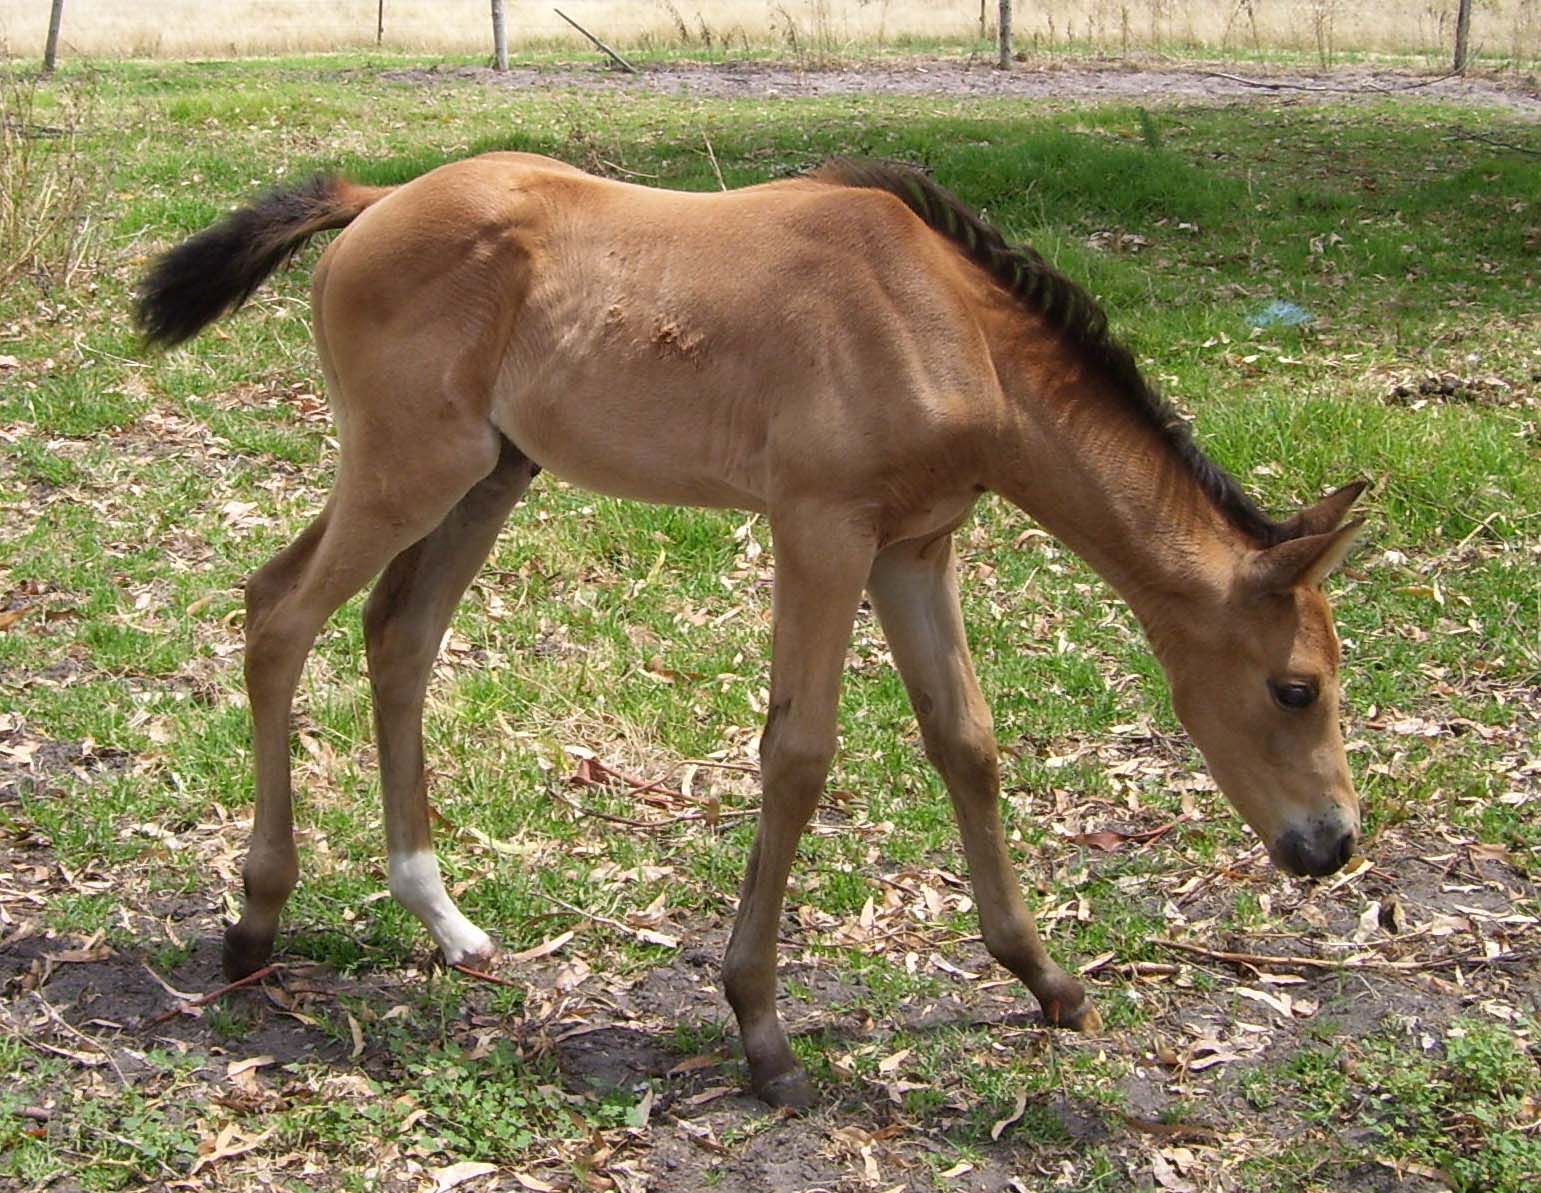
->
0, 67, 96, 292
0, 0, 1537, 62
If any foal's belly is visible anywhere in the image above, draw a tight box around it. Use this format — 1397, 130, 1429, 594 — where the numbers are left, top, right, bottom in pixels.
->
490, 374, 772, 513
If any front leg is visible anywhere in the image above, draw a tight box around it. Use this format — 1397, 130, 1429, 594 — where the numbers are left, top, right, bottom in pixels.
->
868, 535, 1100, 1032
721, 507, 875, 1108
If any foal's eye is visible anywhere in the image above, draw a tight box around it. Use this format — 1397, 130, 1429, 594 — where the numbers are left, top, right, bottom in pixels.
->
1271, 680, 1318, 710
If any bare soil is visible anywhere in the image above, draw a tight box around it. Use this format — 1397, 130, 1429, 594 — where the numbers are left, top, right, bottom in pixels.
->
382, 58, 1541, 118
4, 717, 1537, 1191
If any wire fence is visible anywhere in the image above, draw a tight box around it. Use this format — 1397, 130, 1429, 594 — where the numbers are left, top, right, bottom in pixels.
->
0, 0, 1536, 66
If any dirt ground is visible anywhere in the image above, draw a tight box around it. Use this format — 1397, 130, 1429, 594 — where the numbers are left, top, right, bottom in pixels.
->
383, 59, 1541, 118
4, 703, 1538, 1191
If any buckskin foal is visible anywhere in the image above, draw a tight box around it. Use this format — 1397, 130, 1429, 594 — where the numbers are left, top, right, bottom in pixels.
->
137, 153, 1366, 1108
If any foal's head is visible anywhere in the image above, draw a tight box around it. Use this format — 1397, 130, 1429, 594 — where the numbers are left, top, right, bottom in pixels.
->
1163, 484, 1366, 878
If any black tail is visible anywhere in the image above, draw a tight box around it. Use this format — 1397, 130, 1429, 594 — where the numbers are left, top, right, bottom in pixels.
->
134, 175, 392, 349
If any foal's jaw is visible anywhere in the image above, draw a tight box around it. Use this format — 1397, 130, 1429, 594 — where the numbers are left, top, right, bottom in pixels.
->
1169, 676, 1361, 878
1160, 516, 1368, 878
1171, 677, 1363, 879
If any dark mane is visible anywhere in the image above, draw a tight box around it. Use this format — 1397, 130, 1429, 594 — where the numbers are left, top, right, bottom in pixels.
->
808, 158, 1288, 548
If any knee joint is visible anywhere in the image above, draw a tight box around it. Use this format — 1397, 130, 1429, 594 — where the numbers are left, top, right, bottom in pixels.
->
760, 732, 836, 793
924, 723, 998, 790
721, 948, 771, 1012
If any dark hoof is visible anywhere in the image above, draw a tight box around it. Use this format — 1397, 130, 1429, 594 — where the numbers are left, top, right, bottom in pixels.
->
1045, 997, 1102, 1034
755, 1069, 817, 1111
444, 944, 498, 973
222, 926, 273, 982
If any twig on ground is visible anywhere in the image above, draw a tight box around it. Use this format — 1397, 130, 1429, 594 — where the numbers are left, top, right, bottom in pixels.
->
1, 1010, 128, 1086
451, 963, 522, 987
572, 755, 687, 801
703, 133, 727, 191
30, 993, 129, 1086
1202, 70, 1460, 95
597, 159, 661, 179
564, 754, 761, 828
681, 758, 760, 774
543, 893, 645, 937
553, 8, 638, 73
1203, 72, 1333, 92
1447, 130, 1541, 156
1079, 955, 1181, 978
540, 893, 687, 955
1421, 949, 1535, 972
1120, 1113, 1222, 1143
1157, 939, 1362, 971
553, 787, 757, 831
1156, 938, 1535, 976
140, 964, 280, 1029
1363, 71, 1461, 93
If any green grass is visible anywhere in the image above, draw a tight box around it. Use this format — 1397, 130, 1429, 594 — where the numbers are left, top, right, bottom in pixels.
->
1254, 1017, 1541, 1192
0, 51, 1537, 1192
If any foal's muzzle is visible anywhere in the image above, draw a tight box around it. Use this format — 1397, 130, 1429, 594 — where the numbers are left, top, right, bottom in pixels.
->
1272, 822, 1358, 878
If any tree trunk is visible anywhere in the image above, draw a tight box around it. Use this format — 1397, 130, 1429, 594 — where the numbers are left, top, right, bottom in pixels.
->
1452, 0, 1473, 73
491, 0, 509, 71
997, 0, 1012, 69
42, 0, 65, 74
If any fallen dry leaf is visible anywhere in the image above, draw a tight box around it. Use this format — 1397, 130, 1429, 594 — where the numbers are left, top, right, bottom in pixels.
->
665, 1051, 728, 1076
1066, 818, 1183, 852
189, 1122, 276, 1175
430, 1161, 499, 1192
510, 929, 575, 962
225, 1055, 276, 1079
990, 1088, 1028, 1141
1151, 1150, 1197, 1192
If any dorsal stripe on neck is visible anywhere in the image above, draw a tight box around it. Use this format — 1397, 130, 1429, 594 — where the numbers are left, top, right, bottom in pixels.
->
807, 158, 1289, 548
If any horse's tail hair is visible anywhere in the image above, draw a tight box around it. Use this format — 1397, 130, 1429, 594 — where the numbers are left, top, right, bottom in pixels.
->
135, 175, 392, 349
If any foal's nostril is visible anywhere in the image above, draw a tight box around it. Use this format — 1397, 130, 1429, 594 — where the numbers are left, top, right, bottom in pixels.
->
1272, 825, 1356, 878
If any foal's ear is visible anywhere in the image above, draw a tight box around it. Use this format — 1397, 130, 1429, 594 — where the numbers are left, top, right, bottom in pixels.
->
1243, 519, 1366, 595
1277, 479, 1369, 540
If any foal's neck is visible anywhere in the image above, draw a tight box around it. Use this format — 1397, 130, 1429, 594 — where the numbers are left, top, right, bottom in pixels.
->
985, 337, 1247, 647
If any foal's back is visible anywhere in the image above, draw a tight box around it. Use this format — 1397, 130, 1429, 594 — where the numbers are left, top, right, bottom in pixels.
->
313, 152, 1008, 523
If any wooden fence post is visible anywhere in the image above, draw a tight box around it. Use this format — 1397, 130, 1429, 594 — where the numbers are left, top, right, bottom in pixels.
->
997, 0, 1012, 69
491, 0, 509, 71
43, 0, 66, 74
377, 0, 385, 46
1453, 0, 1473, 73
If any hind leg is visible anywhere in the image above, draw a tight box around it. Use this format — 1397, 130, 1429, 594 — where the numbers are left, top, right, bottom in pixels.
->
363, 439, 537, 967
224, 428, 503, 980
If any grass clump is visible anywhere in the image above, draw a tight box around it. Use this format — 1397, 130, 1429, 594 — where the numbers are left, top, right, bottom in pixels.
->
0, 66, 99, 292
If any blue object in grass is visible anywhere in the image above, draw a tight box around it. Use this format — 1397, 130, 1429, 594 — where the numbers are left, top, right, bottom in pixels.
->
1249, 300, 1313, 328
